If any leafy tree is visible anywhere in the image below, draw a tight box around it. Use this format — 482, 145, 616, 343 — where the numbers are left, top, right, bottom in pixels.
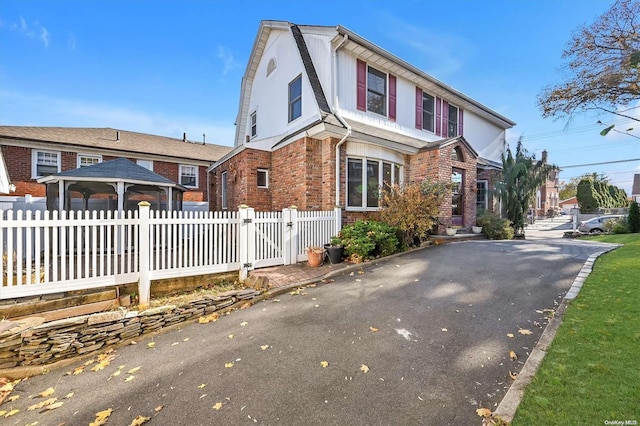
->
627, 201, 640, 233
559, 173, 609, 199
576, 176, 629, 212
496, 138, 557, 236
379, 179, 449, 247
537, 0, 640, 123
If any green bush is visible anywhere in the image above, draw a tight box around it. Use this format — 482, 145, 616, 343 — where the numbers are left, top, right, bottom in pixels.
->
628, 201, 640, 233
334, 220, 400, 259
477, 211, 514, 240
611, 220, 629, 234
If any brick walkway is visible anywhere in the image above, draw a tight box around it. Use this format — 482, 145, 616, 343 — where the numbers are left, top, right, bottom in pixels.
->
248, 260, 348, 288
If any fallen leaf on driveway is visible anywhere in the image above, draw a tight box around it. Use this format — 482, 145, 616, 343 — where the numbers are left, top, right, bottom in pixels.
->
369, 327, 378, 332
28, 397, 57, 411
360, 364, 369, 373
39, 387, 55, 398
225, 362, 234, 368
228, 334, 234, 339
518, 329, 533, 335
240, 321, 248, 327
476, 407, 492, 417
64, 392, 74, 399
4, 409, 19, 417
90, 408, 113, 426
261, 345, 270, 350
240, 302, 253, 309
147, 342, 155, 348
43, 401, 64, 411
509, 351, 518, 360
507, 333, 514, 338
198, 384, 206, 389
320, 361, 329, 368
130, 415, 151, 425
125, 376, 136, 382
72, 366, 85, 375
441, 328, 448, 332
199, 313, 220, 323
127, 367, 141, 374
509, 371, 519, 380
213, 401, 224, 410
154, 405, 164, 414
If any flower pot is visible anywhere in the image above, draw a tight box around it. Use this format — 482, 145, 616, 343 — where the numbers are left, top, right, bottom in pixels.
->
445, 228, 457, 236
306, 247, 325, 267
324, 244, 344, 264
472, 226, 483, 234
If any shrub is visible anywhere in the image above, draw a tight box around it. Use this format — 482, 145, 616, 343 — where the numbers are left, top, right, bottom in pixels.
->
628, 201, 640, 233
477, 211, 514, 240
611, 220, 629, 234
334, 220, 400, 260
379, 180, 449, 247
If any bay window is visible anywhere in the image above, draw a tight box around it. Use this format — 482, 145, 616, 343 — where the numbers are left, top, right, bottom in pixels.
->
347, 157, 402, 209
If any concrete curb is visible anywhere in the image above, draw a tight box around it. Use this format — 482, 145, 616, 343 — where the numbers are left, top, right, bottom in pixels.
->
492, 244, 621, 424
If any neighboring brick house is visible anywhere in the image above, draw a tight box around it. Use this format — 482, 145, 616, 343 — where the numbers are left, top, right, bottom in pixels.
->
0, 126, 232, 212
534, 150, 560, 218
208, 21, 515, 232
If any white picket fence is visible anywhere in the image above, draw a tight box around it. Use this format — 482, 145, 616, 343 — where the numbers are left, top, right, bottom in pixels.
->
1, 204, 341, 303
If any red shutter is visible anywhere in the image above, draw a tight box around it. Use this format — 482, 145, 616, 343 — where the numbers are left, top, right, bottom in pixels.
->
442, 100, 449, 138
357, 59, 366, 111
458, 108, 464, 136
388, 75, 397, 121
435, 97, 442, 136
415, 87, 423, 129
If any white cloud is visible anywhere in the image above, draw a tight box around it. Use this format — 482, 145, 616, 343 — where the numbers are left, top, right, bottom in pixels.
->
216, 45, 240, 76
7, 16, 50, 47
0, 90, 236, 146
40, 26, 50, 47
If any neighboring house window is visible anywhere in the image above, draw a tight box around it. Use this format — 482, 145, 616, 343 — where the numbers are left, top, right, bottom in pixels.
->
367, 66, 387, 116
137, 159, 153, 171
448, 104, 459, 137
347, 157, 402, 210
78, 154, 101, 168
477, 180, 488, 212
288, 75, 302, 122
250, 111, 257, 138
451, 146, 463, 162
221, 171, 228, 209
179, 165, 198, 187
32, 150, 60, 178
257, 168, 268, 188
422, 92, 435, 132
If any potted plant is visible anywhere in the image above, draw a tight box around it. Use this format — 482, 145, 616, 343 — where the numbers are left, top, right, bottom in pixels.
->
474, 210, 488, 234
306, 246, 325, 267
324, 236, 344, 264
445, 226, 457, 236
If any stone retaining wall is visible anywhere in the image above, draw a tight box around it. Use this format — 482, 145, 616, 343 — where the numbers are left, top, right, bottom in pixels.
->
0, 289, 262, 370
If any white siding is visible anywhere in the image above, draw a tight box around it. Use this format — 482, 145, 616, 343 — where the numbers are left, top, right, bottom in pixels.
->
302, 32, 334, 110
244, 29, 322, 151
336, 49, 508, 160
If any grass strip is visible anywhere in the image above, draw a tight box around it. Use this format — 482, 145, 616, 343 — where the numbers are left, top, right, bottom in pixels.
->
512, 234, 640, 424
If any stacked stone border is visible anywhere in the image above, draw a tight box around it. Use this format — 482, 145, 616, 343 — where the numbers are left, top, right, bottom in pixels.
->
0, 288, 263, 372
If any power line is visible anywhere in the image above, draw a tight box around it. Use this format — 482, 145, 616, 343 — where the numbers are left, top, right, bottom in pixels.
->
559, 158, 640, 169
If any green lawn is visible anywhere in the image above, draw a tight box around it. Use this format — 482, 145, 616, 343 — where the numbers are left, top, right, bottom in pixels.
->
512, 234, 640, 425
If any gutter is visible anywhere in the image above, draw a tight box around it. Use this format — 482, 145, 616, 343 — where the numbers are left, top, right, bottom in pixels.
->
333, 33, 351, 207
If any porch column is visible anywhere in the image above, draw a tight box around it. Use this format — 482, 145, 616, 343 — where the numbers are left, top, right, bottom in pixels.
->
57, 180, 64, 212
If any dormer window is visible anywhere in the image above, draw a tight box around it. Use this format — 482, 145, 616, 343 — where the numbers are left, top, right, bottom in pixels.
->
288, 75, 302, 122
250, 111, 257, 138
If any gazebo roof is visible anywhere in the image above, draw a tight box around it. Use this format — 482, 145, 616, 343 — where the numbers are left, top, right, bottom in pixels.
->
38, 158, 185, 189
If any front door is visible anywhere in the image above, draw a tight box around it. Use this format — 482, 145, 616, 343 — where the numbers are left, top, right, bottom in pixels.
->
451, 169, 464, 226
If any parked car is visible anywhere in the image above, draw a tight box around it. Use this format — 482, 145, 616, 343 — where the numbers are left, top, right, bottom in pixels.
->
578, 215, 625, 234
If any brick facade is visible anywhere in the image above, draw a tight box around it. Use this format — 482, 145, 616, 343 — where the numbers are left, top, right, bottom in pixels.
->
1, 145, 209, 202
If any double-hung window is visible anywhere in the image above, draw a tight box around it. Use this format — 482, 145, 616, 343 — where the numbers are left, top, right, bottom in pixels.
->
367, 66, 387, 116
257, 168, 268, 188
78, 154, 101, 168
476, 180, 488, 212
448, 104, 459, 137
179, 165, 198, 188
288, 75, 302, 122
33, 150, 60, 178
221, 171, 228, 209
347, 157, 402, 209
422, 93, 435, 132
250, 111, 257, 138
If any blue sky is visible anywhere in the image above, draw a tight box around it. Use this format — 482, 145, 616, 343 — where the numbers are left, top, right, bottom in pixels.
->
1, 0, 638, 194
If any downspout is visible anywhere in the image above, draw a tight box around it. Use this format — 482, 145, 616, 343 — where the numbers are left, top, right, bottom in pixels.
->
333, 33, 350, 207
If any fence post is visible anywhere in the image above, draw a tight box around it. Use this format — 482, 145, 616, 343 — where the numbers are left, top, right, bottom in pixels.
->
238, 205, 255, 281
282, 206, 299, 265
334, 206, 342, 236
138, 201, 151, 308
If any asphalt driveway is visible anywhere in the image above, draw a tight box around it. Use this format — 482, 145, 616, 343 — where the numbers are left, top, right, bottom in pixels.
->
4, 238, 616, 425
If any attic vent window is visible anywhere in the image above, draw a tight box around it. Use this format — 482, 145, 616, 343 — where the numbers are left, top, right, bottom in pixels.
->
451, 146, 463, 162
267, 57, 277, 77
